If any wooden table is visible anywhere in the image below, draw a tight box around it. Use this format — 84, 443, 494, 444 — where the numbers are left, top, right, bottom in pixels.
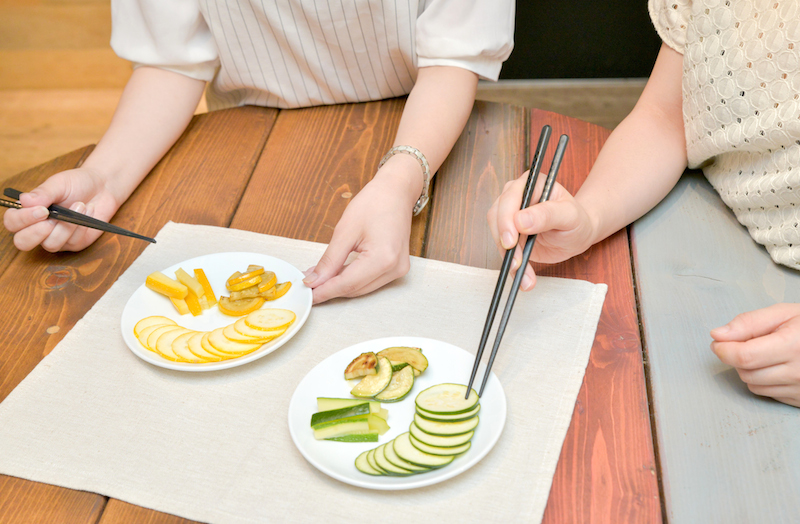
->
0, 101, 661, 523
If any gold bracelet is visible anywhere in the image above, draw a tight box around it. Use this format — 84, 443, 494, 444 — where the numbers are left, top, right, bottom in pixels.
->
378, 145, 431, 216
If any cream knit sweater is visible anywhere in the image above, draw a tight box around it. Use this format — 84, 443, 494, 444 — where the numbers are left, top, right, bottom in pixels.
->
649, 0, 800, 269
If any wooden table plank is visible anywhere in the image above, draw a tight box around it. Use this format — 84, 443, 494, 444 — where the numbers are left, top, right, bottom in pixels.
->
0, 106, 276, 524
427, 107, 661, 523
0, 475, 105, 524
230, 98, 432, 254
631, 171, 800, 522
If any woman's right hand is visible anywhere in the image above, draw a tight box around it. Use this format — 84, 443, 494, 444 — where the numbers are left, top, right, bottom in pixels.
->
487, 172, 598, 291
3, 167, 122, 252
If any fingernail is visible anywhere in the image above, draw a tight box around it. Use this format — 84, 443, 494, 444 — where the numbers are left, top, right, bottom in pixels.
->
511, 257, 520, 271
303, 272, 318, 285
517, 212, 533, 230
501, 232, 515, 250
32, 207, 49, 219
521, 274, 533, 290
85, 203, 95, 217
70, 202, 85, 213
711, 325, 730, 336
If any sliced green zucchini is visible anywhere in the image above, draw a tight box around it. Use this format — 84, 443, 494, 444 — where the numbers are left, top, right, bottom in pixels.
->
313, 418, 370, 440
316, 398, 384, 417
355, 450, 382, 475
409, 432, 472, 456
415, 383, 478, 415
366, 413, 390, 435
373, 442, 414, 476
366, 448, 385, 474
384, 439, 430, 472
413, 412, 479, 436
344, 352, 378, 379
416, 403, 480, 422
326, 430, 379, 442
351, 356, 393, 398
409, 422, 474, 448
310, 403, 371, 427
390, 362, 409, 373
393, 432, 454, 468
374, 365, 414, 402
377, 346, 428, 375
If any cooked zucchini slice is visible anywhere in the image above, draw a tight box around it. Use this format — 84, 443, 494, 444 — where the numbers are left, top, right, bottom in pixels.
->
316, 398, 384, 418
310, 403, 371, 427
384, 439, 430, 472
413, 412, 479, 436
377, 346, 428, 375
409, 433, 472, 456
393, 432, 454, 468
366, 448, 385, 474
416, 403, 480, 422
350, 356, 393, 398
312, 418, 370, 440
327, 430, 379, 442
409, 422, 474, 448
344, 352, 378, 379
374, 365, 415, 402
415, 383, 478, 415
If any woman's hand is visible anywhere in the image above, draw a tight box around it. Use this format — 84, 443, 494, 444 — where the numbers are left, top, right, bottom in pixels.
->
3, 167, 122, 252
486, 172, 597, 291
711, 303, 800, 408
302, 156, 418, 304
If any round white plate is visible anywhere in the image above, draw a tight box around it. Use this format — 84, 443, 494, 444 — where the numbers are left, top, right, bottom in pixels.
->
121, 251, 312, 372
288, 336, 506, 490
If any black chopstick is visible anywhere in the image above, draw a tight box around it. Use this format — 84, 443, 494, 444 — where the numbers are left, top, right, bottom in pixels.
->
465, 125, 552, 397
467, 132, 570, 398
3, 187, 156, 243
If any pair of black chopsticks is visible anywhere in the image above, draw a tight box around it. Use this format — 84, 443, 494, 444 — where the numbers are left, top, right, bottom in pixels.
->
0, 187, 155, 243
467, 126, 569, 397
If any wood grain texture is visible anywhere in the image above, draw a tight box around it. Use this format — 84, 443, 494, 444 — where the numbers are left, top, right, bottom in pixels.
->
0, 106, 274, 524
0, 475, 105, 524
631, 172, 800, 523
99, 500, 197, 524
230, 99, 424, 250
525, 111, 660, 524
426, 107, 661, 523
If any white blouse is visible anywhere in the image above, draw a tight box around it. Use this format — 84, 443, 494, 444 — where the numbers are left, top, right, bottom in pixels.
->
650, 0, 800, 269
110, 0, 515, 110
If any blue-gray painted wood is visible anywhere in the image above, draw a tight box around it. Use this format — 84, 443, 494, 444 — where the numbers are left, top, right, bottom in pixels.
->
630, 170, 800, 524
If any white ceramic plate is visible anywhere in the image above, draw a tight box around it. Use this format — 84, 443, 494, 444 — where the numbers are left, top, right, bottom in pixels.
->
288, 336, 506, 490
121, 252, 312, 372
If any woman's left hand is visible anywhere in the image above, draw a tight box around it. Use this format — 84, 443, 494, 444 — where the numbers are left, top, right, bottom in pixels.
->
711, 303, 800, 407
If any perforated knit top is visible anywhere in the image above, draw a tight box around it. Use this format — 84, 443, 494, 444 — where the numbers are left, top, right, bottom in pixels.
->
649, 0, 800, 269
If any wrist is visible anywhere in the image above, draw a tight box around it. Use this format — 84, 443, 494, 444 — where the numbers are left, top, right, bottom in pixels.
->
374, 152, 427, 211
377, 146, 431, 215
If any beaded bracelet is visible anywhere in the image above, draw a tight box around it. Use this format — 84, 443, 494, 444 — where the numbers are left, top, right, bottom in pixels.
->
378, 145, 431, 216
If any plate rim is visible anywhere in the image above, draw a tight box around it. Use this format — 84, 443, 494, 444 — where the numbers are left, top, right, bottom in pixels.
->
120, 251, 313, 372
288, 336, 506, 490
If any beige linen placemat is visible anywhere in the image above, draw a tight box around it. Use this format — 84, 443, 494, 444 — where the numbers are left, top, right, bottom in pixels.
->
0, 222, 606, 524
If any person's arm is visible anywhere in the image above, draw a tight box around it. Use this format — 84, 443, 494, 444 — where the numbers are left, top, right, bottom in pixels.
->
4, 66, 205, 251
303, 65, 479, 303
487, 43, 687, 290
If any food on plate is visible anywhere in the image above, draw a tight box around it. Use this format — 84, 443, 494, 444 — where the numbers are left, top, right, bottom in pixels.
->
310, 399, 390, 442
354, 383, 479, 477
132, 308, 296, 363
218, 296, 265, 316
245, 308, 296, 330
376, 346, 428, 377
219, 265, 291, 314
346, 347, 427, 402
344, 352, 378, 380
193, 268, 217, 307
145, 271, 188, 299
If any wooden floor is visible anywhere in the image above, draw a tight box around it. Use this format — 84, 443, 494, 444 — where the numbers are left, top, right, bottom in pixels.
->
0, 0, 645, 186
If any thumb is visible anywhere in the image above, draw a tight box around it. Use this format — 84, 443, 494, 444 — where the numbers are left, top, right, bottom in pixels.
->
303, 235, 356, 288
18, 178, 72, 208
710, 304, 800, 342
514, 198, 580, 236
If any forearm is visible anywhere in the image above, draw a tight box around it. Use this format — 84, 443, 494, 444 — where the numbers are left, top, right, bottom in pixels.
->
82, 66, 206, 205
576, 44, 688, 244
376, 65, 479, 208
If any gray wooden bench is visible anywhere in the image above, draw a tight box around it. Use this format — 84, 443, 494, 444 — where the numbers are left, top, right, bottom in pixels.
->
630, 170, 800, 523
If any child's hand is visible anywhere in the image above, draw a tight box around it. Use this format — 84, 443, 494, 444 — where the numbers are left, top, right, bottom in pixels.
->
711, 303, 800, 407
3, 168, 121, 252
302, 168, 416, 304
486, 171, 597, 291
